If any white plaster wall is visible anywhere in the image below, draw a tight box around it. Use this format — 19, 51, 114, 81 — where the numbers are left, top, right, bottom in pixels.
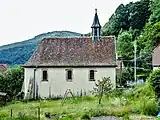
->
24, 67, 116, 98
24, 68, 34, 98
24, 68, 41, 98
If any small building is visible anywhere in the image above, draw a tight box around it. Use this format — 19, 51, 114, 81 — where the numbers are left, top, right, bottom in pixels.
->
152, 44, 160, 70
116, 57, 124, 75
0, 92, 7, 105
0, 64, 8, 73
23, 9, 117, 99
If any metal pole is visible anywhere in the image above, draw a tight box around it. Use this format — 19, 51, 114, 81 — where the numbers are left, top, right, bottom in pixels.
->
120, 59, 122, 86
34, 68, 37, 99
10, 109, 12, 120
134, 40, 137, 84
33, 69, 36, 99
38, 107, 40, 120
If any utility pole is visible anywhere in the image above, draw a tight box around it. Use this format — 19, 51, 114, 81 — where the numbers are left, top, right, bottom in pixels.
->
134, 40, 137, 84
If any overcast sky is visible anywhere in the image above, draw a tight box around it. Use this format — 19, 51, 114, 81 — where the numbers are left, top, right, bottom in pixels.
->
0, 0, 138, 46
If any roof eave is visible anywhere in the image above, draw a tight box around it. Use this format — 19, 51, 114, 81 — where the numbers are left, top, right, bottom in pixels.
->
23, 64, 117, 68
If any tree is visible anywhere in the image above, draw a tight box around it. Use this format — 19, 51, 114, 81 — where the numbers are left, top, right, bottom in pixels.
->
0, 66, 24, 100
137, 21, 160, 52
93, 77, 113, 104
128, 0, 151, 29
150, 0, 160, 24
102, 4, 129, 36
102, 0, 151, 36
117, 31, 134, 60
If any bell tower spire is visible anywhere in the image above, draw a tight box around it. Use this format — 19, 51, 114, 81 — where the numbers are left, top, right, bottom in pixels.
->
91, 9, 101, 41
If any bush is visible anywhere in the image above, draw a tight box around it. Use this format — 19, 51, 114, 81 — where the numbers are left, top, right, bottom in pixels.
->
140, 98, 158, 115
81, 114, 91, 120
0, 66, 24, 100
147, 69, 160, 98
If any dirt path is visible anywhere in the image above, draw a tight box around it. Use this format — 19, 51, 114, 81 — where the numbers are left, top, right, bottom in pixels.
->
92, 116, 123, 120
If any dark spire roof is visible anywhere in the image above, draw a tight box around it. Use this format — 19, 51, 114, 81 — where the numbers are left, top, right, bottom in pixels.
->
91, 9, 101, 28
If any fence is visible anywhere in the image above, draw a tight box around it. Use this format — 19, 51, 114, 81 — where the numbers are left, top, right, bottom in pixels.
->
0, 107, 62, 120
1, 108, 41, 120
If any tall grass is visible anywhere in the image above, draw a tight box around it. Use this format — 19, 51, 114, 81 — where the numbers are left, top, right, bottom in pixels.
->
0, 83, 158, 120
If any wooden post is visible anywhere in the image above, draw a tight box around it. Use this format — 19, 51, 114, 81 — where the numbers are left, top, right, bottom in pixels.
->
38, 107, 40, 120
10, 109, 12, 120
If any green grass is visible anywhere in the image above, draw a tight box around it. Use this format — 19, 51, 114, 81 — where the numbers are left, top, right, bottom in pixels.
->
0, 84, 158, 120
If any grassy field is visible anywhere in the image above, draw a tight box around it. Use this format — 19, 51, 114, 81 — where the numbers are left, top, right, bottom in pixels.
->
0, 85, 158, 120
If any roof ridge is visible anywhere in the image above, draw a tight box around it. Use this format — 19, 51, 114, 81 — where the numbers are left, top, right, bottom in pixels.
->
42, 36, 115, 40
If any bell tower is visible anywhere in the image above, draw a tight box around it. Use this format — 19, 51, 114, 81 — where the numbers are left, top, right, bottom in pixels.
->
91, 9, 101, 41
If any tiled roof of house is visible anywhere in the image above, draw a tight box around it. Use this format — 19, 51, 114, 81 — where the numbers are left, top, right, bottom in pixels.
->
24, 36, 116, 67
0, 64, 8, 72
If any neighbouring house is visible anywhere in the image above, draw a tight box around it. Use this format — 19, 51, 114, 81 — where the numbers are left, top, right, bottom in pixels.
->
116, 57, 124, 75
0, 64, 8, 73
23, 9, 117, 99
152, 44, 160, 70
0, 92, 7, 105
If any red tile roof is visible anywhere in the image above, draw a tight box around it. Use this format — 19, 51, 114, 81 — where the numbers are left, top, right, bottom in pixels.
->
24, 36, 116, 67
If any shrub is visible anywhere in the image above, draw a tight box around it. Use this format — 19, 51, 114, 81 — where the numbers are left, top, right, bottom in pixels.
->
141, 98, 158, 115
147, 69, 160, 98
132, 97, 159, 116
0, 66, 24, 100
107, 89, 124, 98
133, 83, 155, 99
81, 114, 91, 120
89, 109, 106, 117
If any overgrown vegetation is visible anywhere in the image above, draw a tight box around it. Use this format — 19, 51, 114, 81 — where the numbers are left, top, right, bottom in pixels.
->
0, 66, 24, 100
0, 83, 158, 120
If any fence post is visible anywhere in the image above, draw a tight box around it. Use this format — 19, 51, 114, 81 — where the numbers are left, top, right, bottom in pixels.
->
10, 109, 12, 120
38, 107, 40, 120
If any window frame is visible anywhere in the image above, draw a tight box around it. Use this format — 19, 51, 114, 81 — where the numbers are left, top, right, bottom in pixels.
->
42, 69, 48, 81
66, 69, 73, 82
89, 70, 96, 81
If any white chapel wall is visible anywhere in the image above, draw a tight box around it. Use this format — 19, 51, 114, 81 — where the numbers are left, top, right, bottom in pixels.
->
24, 67, 116, 98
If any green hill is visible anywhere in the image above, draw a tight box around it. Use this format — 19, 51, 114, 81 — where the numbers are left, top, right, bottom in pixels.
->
0, 31, 81, 66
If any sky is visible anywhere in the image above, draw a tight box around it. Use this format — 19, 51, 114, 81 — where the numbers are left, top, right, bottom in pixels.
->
0, 0, 138, 46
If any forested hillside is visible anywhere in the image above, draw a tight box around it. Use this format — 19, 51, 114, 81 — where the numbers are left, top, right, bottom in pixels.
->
0, 31, 81, 66
102, 0, 160, 81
